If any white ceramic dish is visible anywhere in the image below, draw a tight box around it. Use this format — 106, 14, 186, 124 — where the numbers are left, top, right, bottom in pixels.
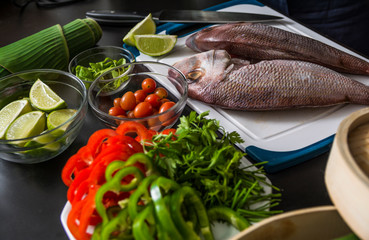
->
60, 157, 273, 239
325, 107, 369, 239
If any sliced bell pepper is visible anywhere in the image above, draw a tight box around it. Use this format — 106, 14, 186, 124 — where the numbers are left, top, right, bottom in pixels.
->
132, 203, 156, 240
95, 166, 145, 225
150, 177, 182, 240
207, 206, 250, 231
170, 186, 214, 240
99, 207, 133, 240
116, 121, 152, 141
128, 174, 158, 220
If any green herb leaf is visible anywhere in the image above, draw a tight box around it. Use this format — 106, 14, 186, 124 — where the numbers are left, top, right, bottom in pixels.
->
144, 111, 282, 222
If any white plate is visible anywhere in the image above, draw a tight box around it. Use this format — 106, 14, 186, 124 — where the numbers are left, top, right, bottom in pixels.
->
60, 157, 273, 240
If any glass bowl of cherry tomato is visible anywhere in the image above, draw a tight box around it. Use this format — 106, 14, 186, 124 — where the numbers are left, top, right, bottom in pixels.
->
87, 61, 188, 131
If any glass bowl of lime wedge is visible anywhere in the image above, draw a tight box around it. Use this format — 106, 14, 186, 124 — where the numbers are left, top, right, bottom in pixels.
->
0, 69, 87, 163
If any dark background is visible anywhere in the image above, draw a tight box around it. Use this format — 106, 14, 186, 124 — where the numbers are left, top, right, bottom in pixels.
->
0, 0, 333, 239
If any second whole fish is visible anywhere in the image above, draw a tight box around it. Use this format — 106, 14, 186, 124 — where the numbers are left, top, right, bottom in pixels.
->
172, 50, 369, 111
185, 22, 369, 76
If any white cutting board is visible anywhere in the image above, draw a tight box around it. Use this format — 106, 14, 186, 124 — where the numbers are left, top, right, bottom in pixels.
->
133, 3, 369, 172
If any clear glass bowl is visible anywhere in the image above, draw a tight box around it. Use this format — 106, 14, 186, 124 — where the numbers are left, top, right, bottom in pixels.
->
0, 69, 87, 164
88, 61, 188, 132
68, 46, 136, 89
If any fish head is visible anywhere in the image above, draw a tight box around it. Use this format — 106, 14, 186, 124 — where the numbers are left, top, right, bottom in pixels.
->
172, 50, 232, 100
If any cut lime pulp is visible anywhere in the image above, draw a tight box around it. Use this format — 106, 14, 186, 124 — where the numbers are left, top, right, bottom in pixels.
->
5, 111, 46, 146
47, 108, 77, 137
29, 79, 66, 112
0, 99, 32, 139
123, 13, 156, 46
134, 34, 177, 56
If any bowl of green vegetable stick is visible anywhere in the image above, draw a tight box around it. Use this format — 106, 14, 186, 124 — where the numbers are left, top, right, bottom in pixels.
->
68, 46, 136, 89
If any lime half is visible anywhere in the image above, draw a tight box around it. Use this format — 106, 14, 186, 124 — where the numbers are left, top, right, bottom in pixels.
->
30, 79, 66, 112
123, 13, 156, 46
0, 99, 32, 139
134, 34, 177, 56
5, 111, 46, 146
47, 109, 77, 137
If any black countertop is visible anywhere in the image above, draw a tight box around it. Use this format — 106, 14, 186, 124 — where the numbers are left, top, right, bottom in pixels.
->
0, 0, 332, 239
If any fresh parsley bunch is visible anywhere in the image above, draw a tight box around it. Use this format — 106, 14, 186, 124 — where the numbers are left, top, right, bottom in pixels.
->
145, 111, 281, 222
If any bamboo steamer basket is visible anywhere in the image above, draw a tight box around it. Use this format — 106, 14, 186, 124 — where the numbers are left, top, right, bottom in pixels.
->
230, 206, 352, 240
325, 107, 369, 239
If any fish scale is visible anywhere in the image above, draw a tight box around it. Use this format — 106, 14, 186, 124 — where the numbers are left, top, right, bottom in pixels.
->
185, 22, 369, 76
172, 50, 369, 111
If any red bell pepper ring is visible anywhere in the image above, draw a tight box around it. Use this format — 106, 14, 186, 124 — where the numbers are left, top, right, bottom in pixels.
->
78, 185, 100, 240
116, 121, 152, 141
70, 148, 135, 204
103, 135, 143, 154
67, 167, 92, 203
86, 129, 118, 157
62, 146, 92, 186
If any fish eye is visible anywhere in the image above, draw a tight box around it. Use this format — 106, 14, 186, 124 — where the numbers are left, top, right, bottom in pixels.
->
186, 69, 203, 82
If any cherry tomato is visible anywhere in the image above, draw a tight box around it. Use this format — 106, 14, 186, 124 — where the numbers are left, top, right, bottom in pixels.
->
115, 114, 127, 125
127, 111, 135, 118
134, 89, 147, 103
145, 94, 161, 108
141, 78, 156, 93
154, 87, 168, 99
109, 106, 125, 116
113, 98, 121, 108
134, 102, 153, 118
120, 91, 136, 111
148, 109, 160, 128
161, 98, 170, 104
159, 101, 175, 113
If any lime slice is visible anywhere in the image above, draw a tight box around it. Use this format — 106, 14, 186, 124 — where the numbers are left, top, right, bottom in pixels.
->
123, 13, 156, 46
5, 111, 46, 146
0, 99, 32, 139
47, 109, 77, 137
29, 79, 67, 112
24, 131, 61, 155
134, 34, 177, 56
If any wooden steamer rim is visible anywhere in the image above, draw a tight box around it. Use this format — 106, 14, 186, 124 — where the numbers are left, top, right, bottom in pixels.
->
325, 107, 369, 239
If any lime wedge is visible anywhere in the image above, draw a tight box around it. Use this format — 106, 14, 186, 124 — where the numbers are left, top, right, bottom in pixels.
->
134, 34, 177, 56
47, 109, 77, 137
5, 111, 46, 146
0, 99, 32, 139
29, 79, 67, 112
123, 13, 156, 46
24, 131, 61, 154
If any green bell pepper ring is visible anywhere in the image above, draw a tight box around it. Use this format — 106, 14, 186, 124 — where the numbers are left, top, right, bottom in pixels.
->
95, 166, 145, 225
105, 153, 155, 182
100, 208, 133, 240
170, 186, 214, 240
207, 206, 250, 231
132, 203, 156, 240
128, 174, 159, 220
150, 177, 183, 240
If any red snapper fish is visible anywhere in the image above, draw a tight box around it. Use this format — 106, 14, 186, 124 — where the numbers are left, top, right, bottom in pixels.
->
185, 22, 369, 76
172, 50, 369, 111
